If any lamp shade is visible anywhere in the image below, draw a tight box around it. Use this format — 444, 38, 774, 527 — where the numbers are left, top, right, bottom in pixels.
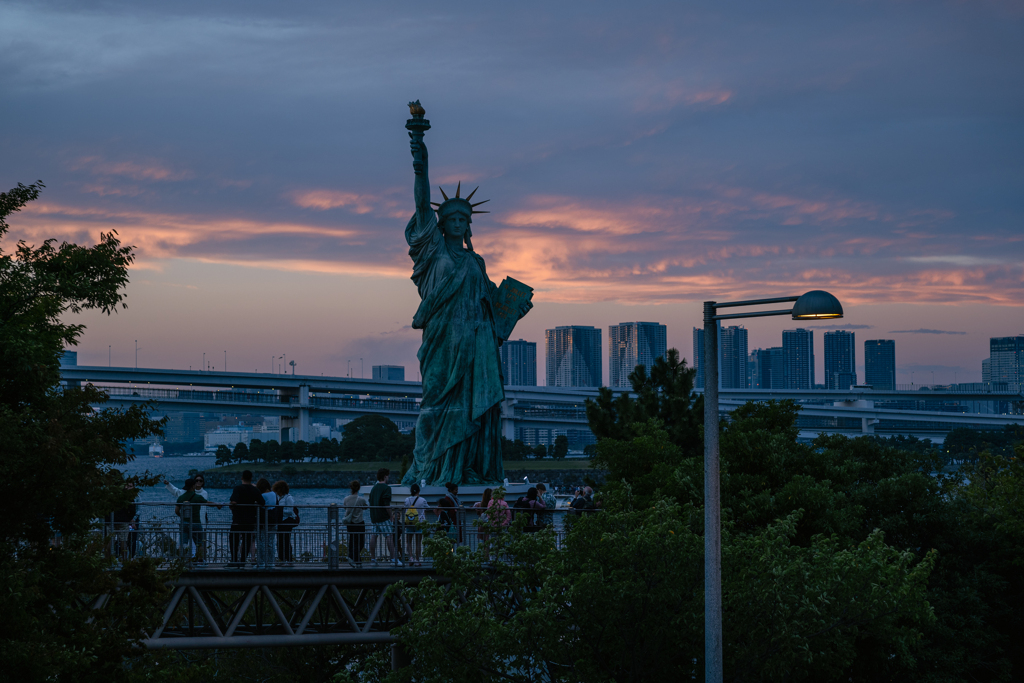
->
792, 290, 843, 319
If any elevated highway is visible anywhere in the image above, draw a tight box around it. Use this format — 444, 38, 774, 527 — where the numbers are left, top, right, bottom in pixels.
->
61, 366, 1023, 443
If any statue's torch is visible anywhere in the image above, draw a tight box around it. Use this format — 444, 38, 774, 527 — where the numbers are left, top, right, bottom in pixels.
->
406, 100, 430, 140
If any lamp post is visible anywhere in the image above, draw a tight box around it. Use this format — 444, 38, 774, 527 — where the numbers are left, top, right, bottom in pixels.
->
703, 289, 843, 683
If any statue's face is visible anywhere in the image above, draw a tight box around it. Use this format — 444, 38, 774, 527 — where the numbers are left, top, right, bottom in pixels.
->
442, 212, 470, 239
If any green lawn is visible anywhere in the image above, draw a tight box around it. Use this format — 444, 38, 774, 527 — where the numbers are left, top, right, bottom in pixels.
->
209, 459, 593, 473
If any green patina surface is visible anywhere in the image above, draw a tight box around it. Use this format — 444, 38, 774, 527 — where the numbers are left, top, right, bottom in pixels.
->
401, 102, 533, 487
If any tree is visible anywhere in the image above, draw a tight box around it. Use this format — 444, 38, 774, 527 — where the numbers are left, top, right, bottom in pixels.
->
342, 414, 403, 461
215, 443, 233, 466
0, 182, 170, 680
501, 437, 533, 461
585, 348, 702, 452
264, 439, 280, 464
393, 502, 934, 683
280, 440, 296, 464
376, 430, 416, 462
292, 439, 308, 463
248, 438, 265, 463
551, 434, 569, 459
231, 441, 248, 464
533, 444, 547, 459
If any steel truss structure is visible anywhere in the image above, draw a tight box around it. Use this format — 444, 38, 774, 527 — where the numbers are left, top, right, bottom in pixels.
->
142, 569, 440, 649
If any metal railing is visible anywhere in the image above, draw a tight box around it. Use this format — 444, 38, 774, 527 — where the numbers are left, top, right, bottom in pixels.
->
101, 503, 583, 570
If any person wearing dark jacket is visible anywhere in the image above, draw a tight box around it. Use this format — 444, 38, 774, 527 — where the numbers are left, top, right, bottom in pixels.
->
110, 481, 138, 560
228, 470, 265, 566
436, 482, 463, 543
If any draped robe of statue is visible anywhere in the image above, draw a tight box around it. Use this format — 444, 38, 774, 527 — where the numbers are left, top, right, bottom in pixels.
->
401, 209, 505, 486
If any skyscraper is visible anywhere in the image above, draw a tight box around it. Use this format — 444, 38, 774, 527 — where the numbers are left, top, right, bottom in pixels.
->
501, 339, 537, 386
546, 326, 602, 387
982, 358, 991, 384
989, 335, 1024, 384
608, 322, 667, 388
751, 347, 785, 389
864, 340, 896, 390
824, 331, 857, 390
783, 328, 815, 389
693, 327, 705, 389
720, 325, 749, 389
371, 365, 405, 381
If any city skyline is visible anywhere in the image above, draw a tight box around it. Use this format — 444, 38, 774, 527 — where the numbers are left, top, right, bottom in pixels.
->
3, 2, 1021, 387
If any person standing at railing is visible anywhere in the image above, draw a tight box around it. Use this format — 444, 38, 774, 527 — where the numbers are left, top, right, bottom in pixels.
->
109, 481, 137, 561
436, 482, 463, 544
273, 480, 298, 564
228, 470, 265, 567
472, 487, 493, 549
176, 478, 208, 563
536, 483, 556, 529
256, 479, 279, 566
368, 468, 402, 566
403, 483, 429, 567
342, 480, 369, 567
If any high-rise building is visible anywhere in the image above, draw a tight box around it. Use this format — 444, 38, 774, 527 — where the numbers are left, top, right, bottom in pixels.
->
164, 412, 204, 443
864, 340, 896, 390
693, 327, 705, 389
720, 326, 749, 389
546, 326, 602, 387
60, 350, 78, 366
783, 328, 815, 389
751, 347, 785, 389
372, 365, 405, 381
608, 322, 667, 388
989, 335, 1024, 384
982, 358, 991, 384
501, 339, 537, 386
824, 331, 857, 390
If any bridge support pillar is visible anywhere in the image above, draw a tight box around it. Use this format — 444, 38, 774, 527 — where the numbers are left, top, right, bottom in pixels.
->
500, 399, 516, 441
834, 399, 877, 435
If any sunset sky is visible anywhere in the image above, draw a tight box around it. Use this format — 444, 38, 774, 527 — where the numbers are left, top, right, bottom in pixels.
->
2, 1, 1022, 385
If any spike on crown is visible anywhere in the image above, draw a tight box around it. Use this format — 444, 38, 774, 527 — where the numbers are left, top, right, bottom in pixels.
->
430, 182, 490, 219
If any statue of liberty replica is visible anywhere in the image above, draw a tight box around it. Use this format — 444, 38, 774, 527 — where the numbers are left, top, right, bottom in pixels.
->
401, 101, 533, 487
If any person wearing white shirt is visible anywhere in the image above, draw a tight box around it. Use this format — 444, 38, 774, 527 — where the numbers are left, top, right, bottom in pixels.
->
272, 480, 298, 564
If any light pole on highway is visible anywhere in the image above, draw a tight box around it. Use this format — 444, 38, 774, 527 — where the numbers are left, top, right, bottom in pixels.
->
703, 289, 843, 683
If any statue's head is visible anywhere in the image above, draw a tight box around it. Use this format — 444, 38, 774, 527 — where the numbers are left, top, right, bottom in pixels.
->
431, 182, 489, 250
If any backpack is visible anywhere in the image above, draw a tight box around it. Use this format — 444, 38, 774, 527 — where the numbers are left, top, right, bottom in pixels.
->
404, 497, 424, 525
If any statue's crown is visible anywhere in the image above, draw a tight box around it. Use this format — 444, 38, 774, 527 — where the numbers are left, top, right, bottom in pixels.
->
430, 182, 489, 219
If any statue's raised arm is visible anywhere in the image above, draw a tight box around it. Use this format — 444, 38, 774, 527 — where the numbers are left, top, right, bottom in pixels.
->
407, 101, 435, 233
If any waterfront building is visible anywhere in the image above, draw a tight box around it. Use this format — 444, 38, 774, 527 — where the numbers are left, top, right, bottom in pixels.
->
864, 340, 896, 390
60, 350, 77, 366
982, 358, 991, 383
608, 322, 667, 388
501, 339, 538, 386
989, 335, 1024, 384
164, 412, 204, 443
783, 328, 815, 390
546, 326, 602, 387
372, 365, 405, 381
824, 331, 857, 390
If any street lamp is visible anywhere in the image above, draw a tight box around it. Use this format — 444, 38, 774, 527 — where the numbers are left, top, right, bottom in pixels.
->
703, 289, 842, 683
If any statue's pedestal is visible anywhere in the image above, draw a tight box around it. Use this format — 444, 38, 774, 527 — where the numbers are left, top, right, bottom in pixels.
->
361, 482, 542, 505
